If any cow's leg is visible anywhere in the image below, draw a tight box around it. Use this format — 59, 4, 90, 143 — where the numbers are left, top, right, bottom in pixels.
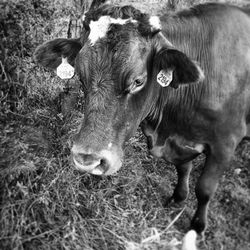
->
190, 141, 236, 234
172, 162, 193, 203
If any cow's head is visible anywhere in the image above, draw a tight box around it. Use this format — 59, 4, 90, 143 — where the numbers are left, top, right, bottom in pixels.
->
34, 1, 204, 175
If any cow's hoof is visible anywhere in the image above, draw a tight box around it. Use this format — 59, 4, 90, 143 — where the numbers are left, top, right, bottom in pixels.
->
190, 217, 206, 234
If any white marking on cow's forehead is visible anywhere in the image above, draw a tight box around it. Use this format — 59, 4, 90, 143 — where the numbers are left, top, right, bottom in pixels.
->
88, 15, 137, 46
149, 16, 161, 30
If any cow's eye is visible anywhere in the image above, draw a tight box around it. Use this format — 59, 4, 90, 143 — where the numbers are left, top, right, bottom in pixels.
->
135, 78, 144, 87
129, 77, 146, 94
127, 75, 146, 94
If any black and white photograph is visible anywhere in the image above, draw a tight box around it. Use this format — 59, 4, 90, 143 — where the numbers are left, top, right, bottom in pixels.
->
0, 0, 250, 249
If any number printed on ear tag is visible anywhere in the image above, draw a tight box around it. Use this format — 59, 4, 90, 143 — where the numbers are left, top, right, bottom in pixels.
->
157, 69, 173, 87
56, 58, 75, 79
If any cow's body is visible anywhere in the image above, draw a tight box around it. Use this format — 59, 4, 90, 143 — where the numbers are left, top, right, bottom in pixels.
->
142, 3, 250, 195
144, 4, 250, 155
141, 5, 250, 231
34, 2, 250, 234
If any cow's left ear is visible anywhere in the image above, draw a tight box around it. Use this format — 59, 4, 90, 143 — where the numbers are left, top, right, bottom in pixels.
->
34, 38, 82, 70
156, 48, 204, 88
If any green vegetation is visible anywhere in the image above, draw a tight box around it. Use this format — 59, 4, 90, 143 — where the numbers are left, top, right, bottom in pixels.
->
0, 0, 249, 249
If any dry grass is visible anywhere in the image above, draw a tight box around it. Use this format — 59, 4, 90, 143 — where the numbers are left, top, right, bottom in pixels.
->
0, 0, 250, 250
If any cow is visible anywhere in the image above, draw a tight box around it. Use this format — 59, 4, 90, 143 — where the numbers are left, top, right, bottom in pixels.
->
34, 1, 250, 234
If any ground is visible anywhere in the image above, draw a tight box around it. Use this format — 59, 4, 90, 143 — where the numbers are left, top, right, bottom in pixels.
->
0, 0, 249, 250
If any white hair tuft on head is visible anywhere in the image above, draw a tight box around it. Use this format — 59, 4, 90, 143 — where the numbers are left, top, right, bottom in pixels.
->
149, 16, 161, 30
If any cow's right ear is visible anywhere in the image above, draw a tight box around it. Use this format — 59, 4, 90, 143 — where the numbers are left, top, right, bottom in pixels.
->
34, 38, 82, 69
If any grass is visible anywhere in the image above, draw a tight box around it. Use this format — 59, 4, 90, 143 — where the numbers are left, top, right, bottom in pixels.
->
0, 0, 250, 249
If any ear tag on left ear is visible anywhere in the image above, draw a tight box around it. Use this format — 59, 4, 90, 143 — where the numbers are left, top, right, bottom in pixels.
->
157, 69, 173, 87
56, 58, 75, 79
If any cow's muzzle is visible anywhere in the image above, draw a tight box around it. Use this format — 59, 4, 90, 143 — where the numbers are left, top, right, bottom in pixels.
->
71, 145, 123, 175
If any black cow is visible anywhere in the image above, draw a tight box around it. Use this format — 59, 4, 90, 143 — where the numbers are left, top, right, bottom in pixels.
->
34, 1, 250, 234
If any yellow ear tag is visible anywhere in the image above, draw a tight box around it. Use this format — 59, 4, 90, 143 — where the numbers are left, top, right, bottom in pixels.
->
157, 69, 173, 87
56, 58, 75, 79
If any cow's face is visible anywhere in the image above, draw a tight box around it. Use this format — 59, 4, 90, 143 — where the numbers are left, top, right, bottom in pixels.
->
72, 21, 156, 175
34, 9, 203, 175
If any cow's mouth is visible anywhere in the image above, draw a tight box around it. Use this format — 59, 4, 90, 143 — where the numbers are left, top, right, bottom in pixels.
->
73, 157, 108, 175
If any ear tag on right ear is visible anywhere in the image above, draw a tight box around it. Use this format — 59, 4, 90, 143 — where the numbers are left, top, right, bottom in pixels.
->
56, 58, 75, 79
157, 69, 173, 87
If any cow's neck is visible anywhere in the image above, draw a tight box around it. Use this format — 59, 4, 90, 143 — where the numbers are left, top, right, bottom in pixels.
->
146, 87, 202, 140
145, 13, 211, 141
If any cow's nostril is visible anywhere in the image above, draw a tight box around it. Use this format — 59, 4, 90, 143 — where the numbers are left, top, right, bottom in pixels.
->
100, 158, 109, 172
71, 147, 122, 175
73, 153, 100, 166
90, 158, 110, 175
